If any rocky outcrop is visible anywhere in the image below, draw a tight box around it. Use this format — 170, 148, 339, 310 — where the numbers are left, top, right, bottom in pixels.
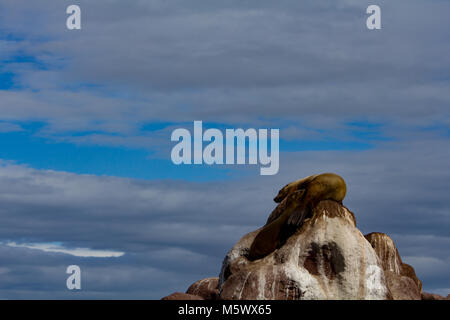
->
364, 232, 422, 300
161, 292, 204, 300
364, 233, 403, 274
218, 201, 390, 300
162, 176, 446, 300
421, 292, 445, 300
186, 277, 219, 300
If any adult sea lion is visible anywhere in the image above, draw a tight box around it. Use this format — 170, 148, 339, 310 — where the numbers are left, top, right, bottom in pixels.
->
248, 173, 347, 260
248, 190, 305, 261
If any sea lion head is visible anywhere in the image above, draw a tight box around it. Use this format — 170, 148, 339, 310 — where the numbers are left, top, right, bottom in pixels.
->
274, 181, 302, 203
274, 183, 293, 203
274, 175, 317, 203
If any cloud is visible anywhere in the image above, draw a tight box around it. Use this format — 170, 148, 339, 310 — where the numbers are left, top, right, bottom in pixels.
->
0, 133, 449, 297
0, 122, 23, 133
5, 242, 124, 258
0, 0, 449, 137
433, 288, 450, 297
0, 0, 449, 299
402, 256, 449, 279
0, 242, 198, 299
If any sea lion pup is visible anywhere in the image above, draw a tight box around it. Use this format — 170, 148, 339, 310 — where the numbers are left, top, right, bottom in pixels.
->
248, 173, 346, 260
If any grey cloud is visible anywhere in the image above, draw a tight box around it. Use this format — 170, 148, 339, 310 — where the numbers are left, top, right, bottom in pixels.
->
0, 0, 449, 299
1, 133, 450, 297
0, 0, 449, 136
0, 243, 206, 299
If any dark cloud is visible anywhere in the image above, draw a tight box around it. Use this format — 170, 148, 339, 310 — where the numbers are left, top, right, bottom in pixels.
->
0, 0, 449, 298
0, 0, 449, 134
0, 134, 449, 298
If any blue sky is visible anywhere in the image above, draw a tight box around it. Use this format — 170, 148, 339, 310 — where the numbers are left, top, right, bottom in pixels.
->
1, 53, 383, 181
0, 0, 449, 299
0, 119, 383, 180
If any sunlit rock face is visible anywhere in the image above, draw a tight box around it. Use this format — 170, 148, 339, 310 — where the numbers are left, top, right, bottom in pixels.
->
365, 232, 422, 300
218, 201, 390, 300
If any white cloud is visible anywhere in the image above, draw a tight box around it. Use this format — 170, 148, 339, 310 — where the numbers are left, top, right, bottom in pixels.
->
5, 242, 124, 258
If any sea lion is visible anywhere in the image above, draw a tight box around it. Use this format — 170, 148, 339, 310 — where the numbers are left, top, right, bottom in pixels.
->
248, 173, 347, 260
248, 190, 305, 261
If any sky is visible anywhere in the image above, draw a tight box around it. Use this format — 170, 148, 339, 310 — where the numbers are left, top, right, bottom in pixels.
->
0, 0, 449, 299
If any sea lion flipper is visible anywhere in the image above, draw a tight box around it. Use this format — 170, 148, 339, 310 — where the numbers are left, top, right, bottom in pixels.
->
266, 189, 305, 225
249, 191, 305, 260
277, 202, 309, 245
286, 206, 307, 227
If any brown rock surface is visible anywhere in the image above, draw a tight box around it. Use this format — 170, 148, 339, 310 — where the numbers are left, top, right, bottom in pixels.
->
364, 232, 421, 300
186, 277, 219, 300
161, 292, 204, 300
421, 292, 445, 300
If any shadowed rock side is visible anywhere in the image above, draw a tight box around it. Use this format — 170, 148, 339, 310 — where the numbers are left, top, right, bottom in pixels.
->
219, 201, 390, 300
364, 232, 422, 300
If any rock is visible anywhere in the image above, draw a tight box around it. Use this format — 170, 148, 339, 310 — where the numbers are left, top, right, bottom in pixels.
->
365, 232, 421, 300
186, 277, 219, 300
364, 233, 403, 274
163, 176, 427, 301
401, 263, 422, 293
421, 292, 445, 300
161, 292, 204, 300
219, 200, 390, 300
383, 272, 420, 300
